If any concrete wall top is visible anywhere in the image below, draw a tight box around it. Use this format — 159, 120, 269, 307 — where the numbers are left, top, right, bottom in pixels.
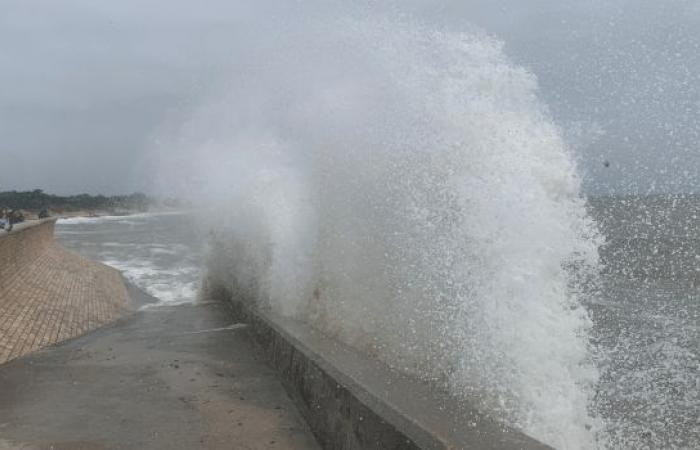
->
212, 284, 553, 450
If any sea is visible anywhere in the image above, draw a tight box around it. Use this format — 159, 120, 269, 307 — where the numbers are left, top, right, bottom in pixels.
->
587, 195, 699, 449
56, 212, 204, 307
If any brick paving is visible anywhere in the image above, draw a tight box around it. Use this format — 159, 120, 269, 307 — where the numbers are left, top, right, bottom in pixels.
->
0, 244, 128, 364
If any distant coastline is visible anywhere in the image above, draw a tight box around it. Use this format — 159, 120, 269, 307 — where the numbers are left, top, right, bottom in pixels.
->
0, 189, 189, 221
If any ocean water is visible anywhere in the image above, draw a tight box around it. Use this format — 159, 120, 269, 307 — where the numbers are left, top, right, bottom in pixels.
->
55, 212, 203, 307
587, 196, 700, 450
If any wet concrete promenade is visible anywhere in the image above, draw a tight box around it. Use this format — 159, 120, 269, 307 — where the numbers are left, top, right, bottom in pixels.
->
0, 287, 319, 450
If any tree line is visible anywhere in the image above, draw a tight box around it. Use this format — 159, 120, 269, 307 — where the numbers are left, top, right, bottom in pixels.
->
0, 190, 152, 213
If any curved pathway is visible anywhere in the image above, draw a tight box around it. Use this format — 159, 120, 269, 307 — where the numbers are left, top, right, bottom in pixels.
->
0, 286, 319, 450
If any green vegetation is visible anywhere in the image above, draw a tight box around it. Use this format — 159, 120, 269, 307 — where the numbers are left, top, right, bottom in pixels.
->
0, 190, 152, 214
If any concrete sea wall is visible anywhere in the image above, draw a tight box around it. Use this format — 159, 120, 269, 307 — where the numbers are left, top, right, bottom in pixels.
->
0, 219, 56, 286
205, 281, 552, 450
0, 219, 129, 364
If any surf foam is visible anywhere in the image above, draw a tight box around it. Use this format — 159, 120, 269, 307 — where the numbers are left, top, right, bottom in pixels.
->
154, 11, 604, 449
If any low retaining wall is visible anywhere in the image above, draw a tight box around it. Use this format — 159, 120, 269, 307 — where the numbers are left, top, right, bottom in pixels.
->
0, 219, 129, 364
207, 283, 552, 450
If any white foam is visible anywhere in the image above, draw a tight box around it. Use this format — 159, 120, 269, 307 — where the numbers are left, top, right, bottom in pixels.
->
101, 256, 200, 307
153, 11, 604, 449
57, 214, 145, 225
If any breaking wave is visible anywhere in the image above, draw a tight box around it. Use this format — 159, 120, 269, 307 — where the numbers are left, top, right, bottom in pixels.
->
154, 11, 603, 449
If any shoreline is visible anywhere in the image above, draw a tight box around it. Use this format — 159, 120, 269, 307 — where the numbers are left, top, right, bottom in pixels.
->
56, 208, 189, 220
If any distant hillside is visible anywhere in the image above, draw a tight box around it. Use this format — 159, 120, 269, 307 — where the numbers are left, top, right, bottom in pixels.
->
0, 190, 152, 214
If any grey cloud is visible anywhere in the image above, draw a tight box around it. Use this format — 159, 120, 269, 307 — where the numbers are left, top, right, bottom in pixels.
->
1, 0, 698, 194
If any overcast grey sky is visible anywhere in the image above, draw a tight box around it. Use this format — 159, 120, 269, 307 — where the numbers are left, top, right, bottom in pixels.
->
1, 0, 698, 195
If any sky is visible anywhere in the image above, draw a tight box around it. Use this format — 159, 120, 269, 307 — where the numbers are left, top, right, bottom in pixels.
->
0, 0, 698, 195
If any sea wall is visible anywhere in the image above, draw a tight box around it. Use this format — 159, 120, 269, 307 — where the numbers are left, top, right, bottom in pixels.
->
205, 280, 552, 450
0, 219, 129, 364
0, 219, 56, 287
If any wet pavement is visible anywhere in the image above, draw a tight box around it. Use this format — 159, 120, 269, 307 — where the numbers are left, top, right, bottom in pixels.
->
0, 287, 319, 450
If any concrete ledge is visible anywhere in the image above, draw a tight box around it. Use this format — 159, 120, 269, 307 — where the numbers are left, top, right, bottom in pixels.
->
209, 286, 552, 450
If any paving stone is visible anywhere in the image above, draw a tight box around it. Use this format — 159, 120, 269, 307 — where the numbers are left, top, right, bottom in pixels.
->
0, 244, 128, 365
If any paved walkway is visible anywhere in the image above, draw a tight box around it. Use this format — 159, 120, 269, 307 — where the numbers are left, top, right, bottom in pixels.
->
0, 287, 319, 450
0, 245, 128, 364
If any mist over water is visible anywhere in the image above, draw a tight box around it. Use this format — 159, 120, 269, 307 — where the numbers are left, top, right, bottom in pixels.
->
154, 9, 603, 449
